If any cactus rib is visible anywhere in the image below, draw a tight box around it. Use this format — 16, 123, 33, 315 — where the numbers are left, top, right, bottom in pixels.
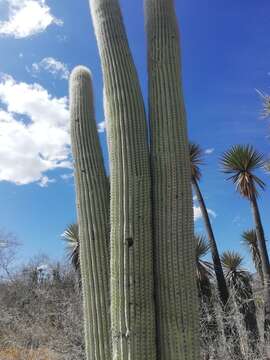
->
145, 0, 200, 359
88, 1, 157, 359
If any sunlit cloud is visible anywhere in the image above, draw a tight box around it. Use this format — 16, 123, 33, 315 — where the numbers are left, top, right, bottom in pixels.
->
0, 0, 63, 39
31, 57, 69, 80
0, 74, 71, 186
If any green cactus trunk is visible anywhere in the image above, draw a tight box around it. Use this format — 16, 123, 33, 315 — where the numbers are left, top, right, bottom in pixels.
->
89, 1, 156, 360
69, 66, 111, 360
145, 0, 200, 359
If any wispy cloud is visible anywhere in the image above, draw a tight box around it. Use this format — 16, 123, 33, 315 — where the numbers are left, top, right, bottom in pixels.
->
0, 0, 63, 39
31, 57, 69, 80
0, 74, 71, 186
232, 215, 247, 227
205, 148, 215, 155
61, 172, 74, 181
39, 176, 56, 187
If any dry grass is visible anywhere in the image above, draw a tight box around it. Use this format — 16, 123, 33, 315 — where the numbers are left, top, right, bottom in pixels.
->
0, 348, 58, 360
0, 263, 84, 360
1, 261, 269, 359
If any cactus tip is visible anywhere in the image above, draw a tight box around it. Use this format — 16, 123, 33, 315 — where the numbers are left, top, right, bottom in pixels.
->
70, 65, 92, 82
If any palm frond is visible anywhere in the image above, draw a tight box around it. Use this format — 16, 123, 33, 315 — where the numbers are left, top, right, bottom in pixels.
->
242, 229, 263, 283
265, 161, 270, 173
222, 251, 243, 271
221, 251, 251, 296
62, 223, 80, 271
195, 235, 213, 300
189, 142, 204, 182
256, 89, 270, 118
220, 145, 265, 199
195, 235, 213, 282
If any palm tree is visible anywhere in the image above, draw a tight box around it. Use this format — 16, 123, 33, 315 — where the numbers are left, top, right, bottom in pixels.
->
62, 223, 80, 272
221, 144, 270, 332
221, 251, 259, 350
195, 235, 213, 300
242, 229, 263, 285
190, 142, 230, 307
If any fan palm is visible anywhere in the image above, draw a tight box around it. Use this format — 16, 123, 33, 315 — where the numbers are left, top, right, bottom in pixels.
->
190, 142, 230, 307
222, 251, 252, 292
242, 229, 263, 285
222, 251, 259, 349
195, 235, 213, 300
62, 223, 80, 272
221, 145, 270, 332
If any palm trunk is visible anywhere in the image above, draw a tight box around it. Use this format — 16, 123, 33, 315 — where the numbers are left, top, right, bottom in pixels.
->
199, 281, 218, 360
250, 194, 270, 333
193, 179, 245, 358
192, 178, 229, 307
241, 294, 260, 352
232, 279, 260, 353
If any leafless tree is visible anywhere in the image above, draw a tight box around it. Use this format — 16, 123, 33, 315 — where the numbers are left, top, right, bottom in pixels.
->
0, 229, 19, 280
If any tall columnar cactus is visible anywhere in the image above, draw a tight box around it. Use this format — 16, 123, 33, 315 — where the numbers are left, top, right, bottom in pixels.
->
145, 0, 200, 359
88, 1, 156, 360
69, 66, 111, 360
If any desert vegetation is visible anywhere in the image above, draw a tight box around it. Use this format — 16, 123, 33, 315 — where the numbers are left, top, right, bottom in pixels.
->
1, 0, 270, 359
0, 211, 269, 360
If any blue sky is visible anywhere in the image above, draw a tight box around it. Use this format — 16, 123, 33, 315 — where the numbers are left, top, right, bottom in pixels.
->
0, 0, 269, 270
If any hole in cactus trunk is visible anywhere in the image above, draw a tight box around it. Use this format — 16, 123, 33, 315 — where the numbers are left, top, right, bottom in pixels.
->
126, 237, 133, 247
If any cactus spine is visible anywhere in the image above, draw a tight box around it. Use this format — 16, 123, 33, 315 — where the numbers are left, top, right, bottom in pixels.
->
88, 1, 156, 360
70, 66, 111, 360
145, 0, 200, 359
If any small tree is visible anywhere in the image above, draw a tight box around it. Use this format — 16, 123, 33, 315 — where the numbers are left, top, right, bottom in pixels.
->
0, 229, 19, 280
221, 145, 270, 333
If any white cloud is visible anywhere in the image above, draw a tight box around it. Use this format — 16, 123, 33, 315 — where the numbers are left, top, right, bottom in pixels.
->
0, 0, 63, 39
39, 176, 55, 187
31, 57, 69, 80
193, 205, 217, 222
0, 74, 71, 186
232, 215, 246, 227
61, 172, 73, 181
97, 120, 106, 133
56, 34, 67, 43
205, 148, 215, 155
193, 206, 202, 221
